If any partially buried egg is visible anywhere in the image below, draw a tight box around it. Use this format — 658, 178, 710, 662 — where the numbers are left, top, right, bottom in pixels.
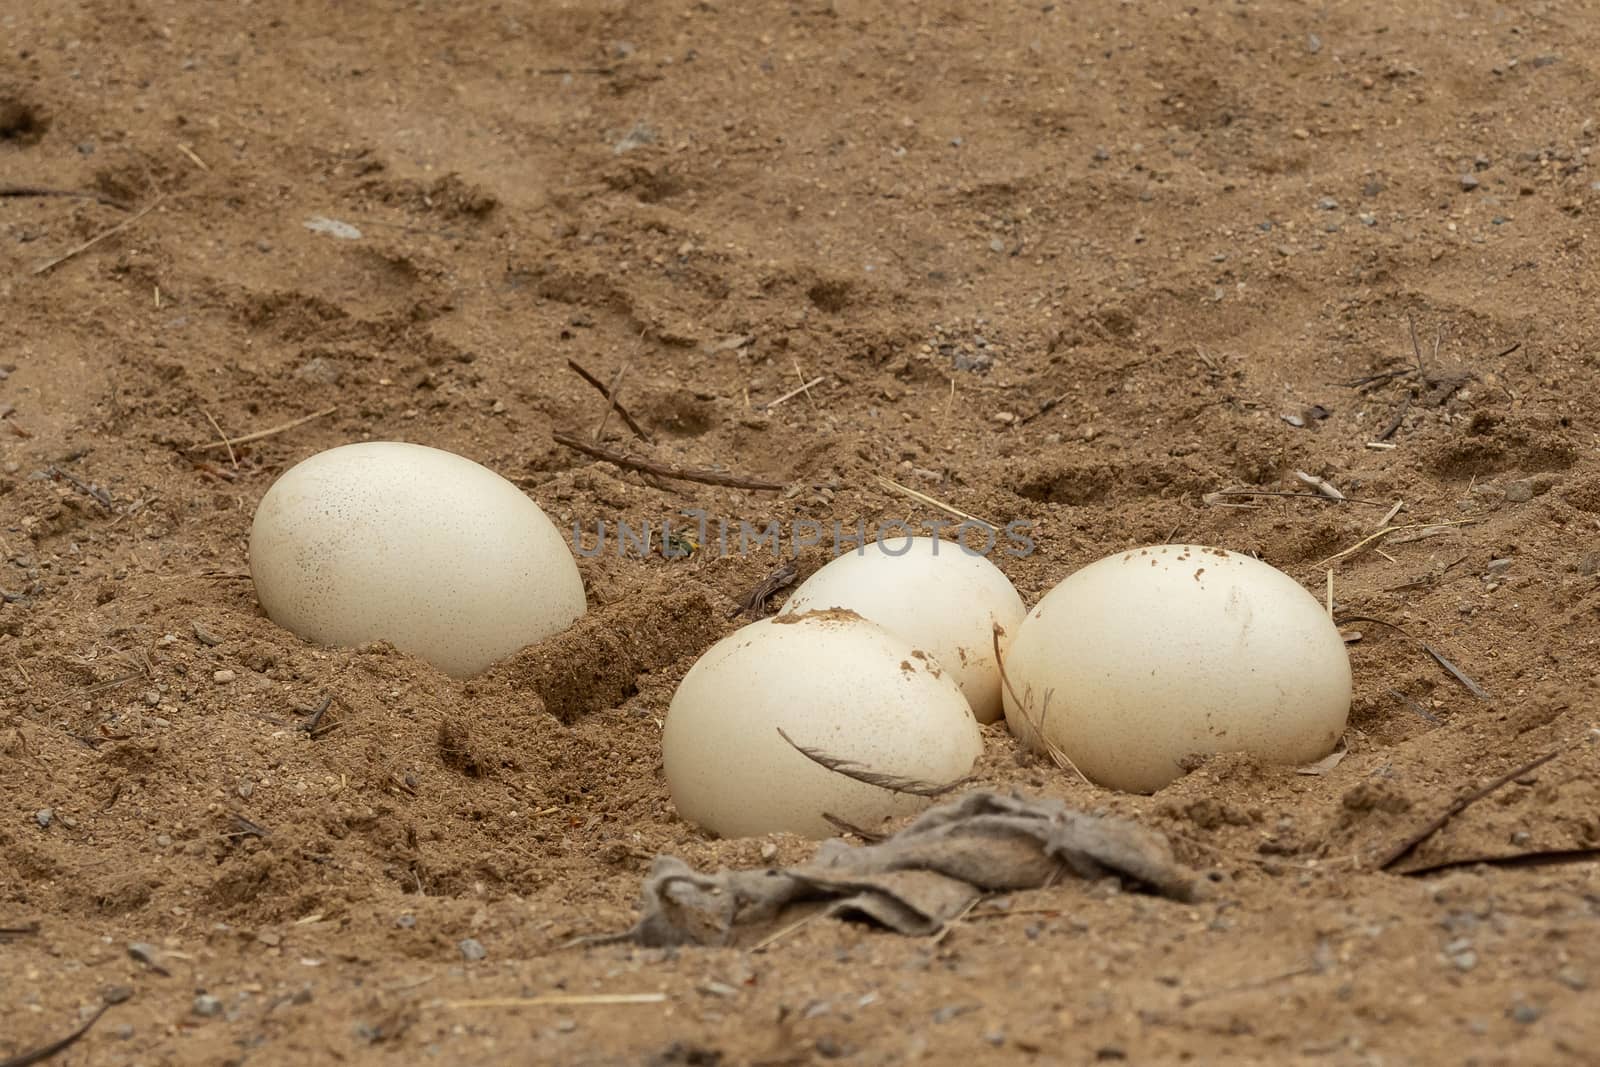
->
778, 535, 1025, 723
663, 610, 982, 839
249, 442, 586, 676
1002, 545, 1350, 793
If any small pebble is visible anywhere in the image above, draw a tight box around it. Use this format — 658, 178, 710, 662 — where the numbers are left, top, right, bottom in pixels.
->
1451, 950, 1478, 972
192, 994, 223, 1018
1509, 1000, 1542, 1025
128, 942, 162, 969
34, 808, 53, 828
213, 669, 236, 684
1486, 558, 1514, 575
1556, 967, 1589, 991
458, 938, 487, 961
143, 690, 161, 706
1504, 480, 1536, 503
1460, 174, 1481, 191
991, 411, 1016, 425
759, 841, 778, 862
396, 914, 416, 929
1576, 552, 1600, 576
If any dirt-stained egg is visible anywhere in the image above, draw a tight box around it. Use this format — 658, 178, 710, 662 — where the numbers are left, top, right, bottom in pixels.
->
663, 610, 983, 839
1002, 544, 1350, 793
778, 535, 1025, 723
249, 442, 585, 676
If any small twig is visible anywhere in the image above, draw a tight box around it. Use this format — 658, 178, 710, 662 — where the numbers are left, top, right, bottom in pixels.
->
445, 993, 666, 1009
1179, 961, 1325, 1007
1335, 614, 1490, 699
0, 922, 41, 942
176, 142, 210, 171
821, 812, 889, 842
0, 1002, 114, 1067
1294, 470, 1345, 502
763, 375, 826, 411
202, 410, 238, 469
874, 475, 997, 531
727, 562, 798, 620
1395, 846, 1600, 877
993, 624, 1091, 785
750, 908, 828, 953
1375, 743, 1572, 870
777, 728, 970, 797
551, 432, 785, 490
592, 362, 630, 442
1340, 366, 1413, 391
1384, 687, 1441, 725
532, 66, 616, 76
791, 360, 818, 411
1202, 489, 1387, 507
566, 359, 652, 442
43, 465, 113, 510
301, 694, 335, 737
930, 897, 980, 944
1375, 397, 1409, 441
185, 406, 336, 452
1313, 520, 1474, 569
31, 197, 163, 276
224, 814, 269, 839
0, 185, 131, 210
1019, 392, 1070, 425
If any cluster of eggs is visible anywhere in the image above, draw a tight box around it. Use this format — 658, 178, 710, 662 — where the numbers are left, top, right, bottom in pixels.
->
250, 444, 1352, 841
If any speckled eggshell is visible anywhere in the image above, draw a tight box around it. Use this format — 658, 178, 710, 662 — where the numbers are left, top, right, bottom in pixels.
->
779, 535, 1026, 724
249, 441, 586, 677
662, 610, 983, 839
1002, 544, 1351, 793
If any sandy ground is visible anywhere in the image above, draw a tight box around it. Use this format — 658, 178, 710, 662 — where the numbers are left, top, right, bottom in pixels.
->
3, 0, 1599, 1063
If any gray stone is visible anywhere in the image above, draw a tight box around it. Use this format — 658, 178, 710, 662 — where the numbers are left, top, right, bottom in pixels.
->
458, 938, 487, 961
1504, 479, 1536, 503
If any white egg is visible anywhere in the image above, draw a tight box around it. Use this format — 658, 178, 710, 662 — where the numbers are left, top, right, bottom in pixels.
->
778, 536, 1025, 723
1002, 544, 1350, 793
249, 442, 585, 677
663, 610, 983, 838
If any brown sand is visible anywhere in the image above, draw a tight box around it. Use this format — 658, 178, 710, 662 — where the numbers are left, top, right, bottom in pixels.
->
3, 1, 1598, 1063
